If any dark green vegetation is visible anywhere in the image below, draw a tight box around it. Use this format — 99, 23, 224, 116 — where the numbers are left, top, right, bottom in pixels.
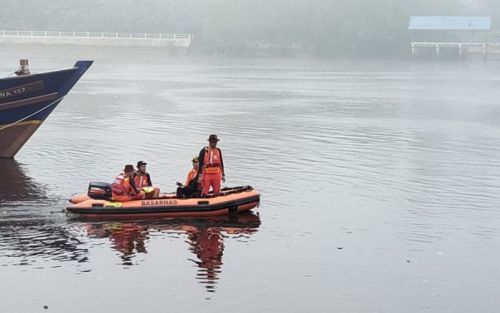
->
1, 0, 498, 57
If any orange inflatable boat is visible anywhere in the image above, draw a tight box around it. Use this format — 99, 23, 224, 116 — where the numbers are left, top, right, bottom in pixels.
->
67, 185, 260, 218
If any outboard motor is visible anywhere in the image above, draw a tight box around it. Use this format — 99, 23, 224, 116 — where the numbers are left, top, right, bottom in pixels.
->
88, 182, 112, 200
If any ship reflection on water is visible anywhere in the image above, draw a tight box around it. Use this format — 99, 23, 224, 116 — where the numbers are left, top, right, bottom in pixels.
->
0, 159, 89, 266
80, 212, 261, 292
0, 159, 48, 204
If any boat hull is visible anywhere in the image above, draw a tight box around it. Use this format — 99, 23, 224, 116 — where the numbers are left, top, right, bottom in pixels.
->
0, 121, 42, 157
67, 187, 261, 219
0, 61, 93, 158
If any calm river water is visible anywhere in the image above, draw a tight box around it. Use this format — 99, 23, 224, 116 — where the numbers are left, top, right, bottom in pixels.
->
1, 46, 500, 313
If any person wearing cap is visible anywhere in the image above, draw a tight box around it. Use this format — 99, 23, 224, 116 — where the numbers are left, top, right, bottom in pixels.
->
134, 161, 160, 198
197, 134, 225, 196
176, 156, 201, 198
111, 164, 145, 202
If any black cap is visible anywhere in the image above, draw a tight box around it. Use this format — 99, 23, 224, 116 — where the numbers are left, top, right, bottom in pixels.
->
208, 134, 219, 142
124, 164, 134, 172
137, 161, 147, 167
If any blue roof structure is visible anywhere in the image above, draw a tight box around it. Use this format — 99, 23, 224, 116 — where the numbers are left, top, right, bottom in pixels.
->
409, 16, 491, 30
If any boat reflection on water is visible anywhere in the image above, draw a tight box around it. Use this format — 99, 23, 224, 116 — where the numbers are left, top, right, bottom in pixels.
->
0, 160, 260, 293
80, 212, 261, 292
184, 212, 260, 292
0, 159, 48, 203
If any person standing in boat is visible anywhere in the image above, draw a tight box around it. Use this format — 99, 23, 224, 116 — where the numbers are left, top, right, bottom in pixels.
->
134, 161, 160, 198
111, 164, 145, 202
177, 156, 201, 198
197, 134, 225, 196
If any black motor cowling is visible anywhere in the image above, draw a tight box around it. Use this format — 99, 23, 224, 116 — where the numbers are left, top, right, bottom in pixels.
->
87, 182, 112, 200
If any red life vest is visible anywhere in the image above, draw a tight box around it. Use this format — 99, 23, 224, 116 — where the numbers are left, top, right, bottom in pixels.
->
111, 174, 130, 195
202, 147, 222, 174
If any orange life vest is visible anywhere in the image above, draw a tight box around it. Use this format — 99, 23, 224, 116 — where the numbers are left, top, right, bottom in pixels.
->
202, 147, 222, 174
134, 173, 149, 189
111, 174, 131, 195
185, 168, 198, 186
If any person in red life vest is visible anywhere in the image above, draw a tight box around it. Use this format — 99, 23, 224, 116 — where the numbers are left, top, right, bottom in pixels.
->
197, 134, 225, 196
134, 161, 160, 198
176, 156, 201, 198
111, 164, 145, 202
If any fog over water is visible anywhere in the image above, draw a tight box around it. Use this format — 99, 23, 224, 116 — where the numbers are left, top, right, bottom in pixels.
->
1, 0, 500, 57
0, 44, 499, 312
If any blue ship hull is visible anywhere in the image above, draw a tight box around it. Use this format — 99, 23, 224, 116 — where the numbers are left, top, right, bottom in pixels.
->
0, 61, 92, 158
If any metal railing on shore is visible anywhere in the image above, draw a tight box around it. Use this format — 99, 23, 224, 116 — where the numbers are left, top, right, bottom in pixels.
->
0, 30, 192, 40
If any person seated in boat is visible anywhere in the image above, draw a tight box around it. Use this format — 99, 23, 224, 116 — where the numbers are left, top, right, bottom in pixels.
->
134, 161, 160, 198
197, 134, 225, 196
111, 164, 145, 202
176, 156, 201, 198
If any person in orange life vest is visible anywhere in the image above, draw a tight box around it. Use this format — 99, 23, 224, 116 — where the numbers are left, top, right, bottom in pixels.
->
176, 156, 201, 198
197, 134, 225, 196
185, 156, 199, 186
111, 164, 145, 202
134, 161, 160, 198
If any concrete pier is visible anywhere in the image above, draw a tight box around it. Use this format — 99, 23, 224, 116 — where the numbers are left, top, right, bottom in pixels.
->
411, 41, 500, 59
